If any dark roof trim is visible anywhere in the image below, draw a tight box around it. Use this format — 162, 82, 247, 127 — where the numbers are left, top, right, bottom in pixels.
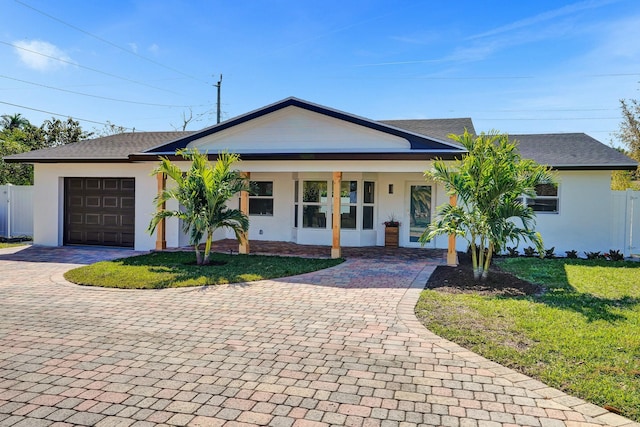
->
3, 157, 140, 164
145, 97, 465, 154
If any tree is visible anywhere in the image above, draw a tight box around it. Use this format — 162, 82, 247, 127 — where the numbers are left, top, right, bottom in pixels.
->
148, 149, 250, 265
1, 113, 29, 131
1, 115, 92, 184
612, 99, 640, 189
0, 117, 43, 184
420, 130, 555, 281
93, 120, 128, 137
40, 117, 93, 147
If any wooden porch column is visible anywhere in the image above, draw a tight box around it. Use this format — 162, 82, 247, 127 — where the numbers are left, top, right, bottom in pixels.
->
331, 172, 342, 259
155, 172, 167, 250
447, 194, 458, 266
239, 172, 250, 254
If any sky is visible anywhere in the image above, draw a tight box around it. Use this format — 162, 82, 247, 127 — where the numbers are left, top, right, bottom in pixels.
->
1, 0, 640, 145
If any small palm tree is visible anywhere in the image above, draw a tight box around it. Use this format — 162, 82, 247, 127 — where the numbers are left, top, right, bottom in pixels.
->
148, 149, 250, 265
421, 130, 555, 281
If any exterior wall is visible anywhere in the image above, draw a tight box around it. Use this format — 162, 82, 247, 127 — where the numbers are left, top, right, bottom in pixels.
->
33, 163, 158, 252
530, 171, 613, 255
32, 162, 620, 255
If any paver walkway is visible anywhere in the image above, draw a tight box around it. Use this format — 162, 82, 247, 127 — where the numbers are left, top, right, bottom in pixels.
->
0, 245, 637, 427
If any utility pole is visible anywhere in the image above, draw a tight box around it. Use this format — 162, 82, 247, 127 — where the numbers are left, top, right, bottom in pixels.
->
214, 74, 222, 124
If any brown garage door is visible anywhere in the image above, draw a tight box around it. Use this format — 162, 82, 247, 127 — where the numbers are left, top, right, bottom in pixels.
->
64, 178, 135, 247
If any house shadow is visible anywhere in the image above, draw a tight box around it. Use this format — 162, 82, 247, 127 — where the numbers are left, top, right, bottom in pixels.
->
0, 244, 138, 264
497, 259, 640, 323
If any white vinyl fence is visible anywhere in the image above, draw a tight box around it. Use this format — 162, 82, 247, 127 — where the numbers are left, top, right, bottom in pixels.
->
0, 184, 34, 239
612, 190, 640, 257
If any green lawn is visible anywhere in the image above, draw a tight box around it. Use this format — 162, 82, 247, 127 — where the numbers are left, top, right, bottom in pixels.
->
415, 257, 640, 422
64, 251, 343, 289
0, 241, 29, 249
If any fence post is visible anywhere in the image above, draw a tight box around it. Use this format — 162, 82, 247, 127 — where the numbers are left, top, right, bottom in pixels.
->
5, 184, 11, 239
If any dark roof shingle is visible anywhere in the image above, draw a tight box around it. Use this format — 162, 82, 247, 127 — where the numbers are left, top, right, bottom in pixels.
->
5, 131, 193, 161
380, 118, 474, 146
512, 133, 636, 169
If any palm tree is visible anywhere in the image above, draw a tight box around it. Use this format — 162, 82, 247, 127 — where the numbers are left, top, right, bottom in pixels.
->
148, 149, 250, 265
420, 130, 555, 281
1, 113, 29, 131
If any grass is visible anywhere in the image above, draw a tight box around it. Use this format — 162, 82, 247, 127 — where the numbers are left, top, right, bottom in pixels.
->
415, 257, 640, 422
0, 241, 29, 248
64, 251, 343, 289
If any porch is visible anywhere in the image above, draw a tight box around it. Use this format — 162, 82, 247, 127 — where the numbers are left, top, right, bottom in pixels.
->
207, 238, 448, 261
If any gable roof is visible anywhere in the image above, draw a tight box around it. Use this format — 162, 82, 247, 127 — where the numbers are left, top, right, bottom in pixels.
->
513, 133, 637, 170
3, 97, 636, 171
143, 97, 464, 155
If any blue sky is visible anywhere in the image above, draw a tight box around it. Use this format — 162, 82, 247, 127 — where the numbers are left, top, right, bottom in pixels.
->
1, 0, 639, 145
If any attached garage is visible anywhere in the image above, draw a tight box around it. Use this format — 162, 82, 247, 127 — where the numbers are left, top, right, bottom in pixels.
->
64, 177, 135, 247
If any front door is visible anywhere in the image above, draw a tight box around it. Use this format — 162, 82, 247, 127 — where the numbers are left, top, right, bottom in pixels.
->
407, 183, 432, 247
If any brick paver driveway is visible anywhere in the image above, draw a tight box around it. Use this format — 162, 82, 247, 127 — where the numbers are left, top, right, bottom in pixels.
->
0, 246, 636, 427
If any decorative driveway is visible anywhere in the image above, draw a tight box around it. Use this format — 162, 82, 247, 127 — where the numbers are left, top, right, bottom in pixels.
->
0, 245, 637, 427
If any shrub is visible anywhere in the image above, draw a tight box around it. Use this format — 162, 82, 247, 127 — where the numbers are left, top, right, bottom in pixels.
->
506, 247, 520, 257
585, 251, 605, 260
605, 249, 625, 261
544, 247, 555, 259
565, 250, 578, 259
523, 246, 537, 257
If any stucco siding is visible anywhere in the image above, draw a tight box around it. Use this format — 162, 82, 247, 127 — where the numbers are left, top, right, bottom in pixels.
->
33, 163, 157, 252
188, 106, 411, 154
533, 170, 614, 255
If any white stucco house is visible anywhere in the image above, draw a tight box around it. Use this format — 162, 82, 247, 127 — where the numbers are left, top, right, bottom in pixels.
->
5, 97, 637, 258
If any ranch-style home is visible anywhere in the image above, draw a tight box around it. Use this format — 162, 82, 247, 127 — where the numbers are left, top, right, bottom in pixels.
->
5, 97, 637, 259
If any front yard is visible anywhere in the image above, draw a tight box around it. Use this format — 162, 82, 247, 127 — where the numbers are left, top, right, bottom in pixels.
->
64, 251, 343, 289
416, 257, 640, 422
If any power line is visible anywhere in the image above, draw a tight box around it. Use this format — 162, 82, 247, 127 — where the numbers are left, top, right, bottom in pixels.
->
0, 100, 136, 130
0, 40, 186, 96
0, 74, 206, 108
14, 0, 210, 85
476, 117, 619, 121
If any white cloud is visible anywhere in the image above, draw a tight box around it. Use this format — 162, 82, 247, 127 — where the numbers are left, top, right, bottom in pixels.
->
148, 43, 160, 54
13, 40, 72, 71
128, 42, 138, 53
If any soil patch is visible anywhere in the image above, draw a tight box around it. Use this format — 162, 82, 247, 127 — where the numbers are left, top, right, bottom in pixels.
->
426, 252, 542, 296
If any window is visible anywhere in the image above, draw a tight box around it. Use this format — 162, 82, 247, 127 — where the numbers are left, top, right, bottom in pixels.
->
340, 181, 357, 229
363, 181, 375, 229
293, 180, 299, 228
302, 181, 328, 228
524, 183, 559, 213
249, 181, 273, 216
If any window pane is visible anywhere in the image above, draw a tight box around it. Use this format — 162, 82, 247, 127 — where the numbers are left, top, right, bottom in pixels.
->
249, 199, 273, 215
535, 183, 557, 197
303, 205, 327, 228
340, 206, 357, 229
340, 181, 357, 203
251, 181, 273, 196
303, 181, 328, 203
364, 181, 375, 204
363, 206, 374, 229
530, 199, 558, 212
